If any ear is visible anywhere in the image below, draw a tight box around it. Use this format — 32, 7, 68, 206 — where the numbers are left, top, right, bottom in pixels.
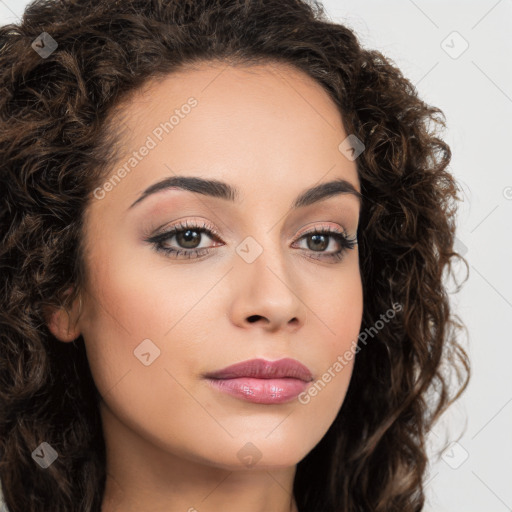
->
43, 287, 82, 343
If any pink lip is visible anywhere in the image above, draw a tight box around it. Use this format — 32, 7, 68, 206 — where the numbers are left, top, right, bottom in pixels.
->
203, 358, 313, 404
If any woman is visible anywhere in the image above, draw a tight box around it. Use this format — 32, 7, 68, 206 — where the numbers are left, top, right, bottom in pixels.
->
0, 0, 470, 511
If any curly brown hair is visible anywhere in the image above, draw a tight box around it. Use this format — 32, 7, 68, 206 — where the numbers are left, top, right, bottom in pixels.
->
0, 0, 470, 510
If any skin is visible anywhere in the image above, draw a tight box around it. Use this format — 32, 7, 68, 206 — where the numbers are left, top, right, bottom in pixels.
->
47, 61, 364, 512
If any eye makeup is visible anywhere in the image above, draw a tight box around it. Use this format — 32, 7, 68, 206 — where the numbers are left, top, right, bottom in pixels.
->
144, 218, 357, 263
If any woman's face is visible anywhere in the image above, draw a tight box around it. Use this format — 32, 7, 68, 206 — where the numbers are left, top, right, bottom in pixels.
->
65, 61, 363, 471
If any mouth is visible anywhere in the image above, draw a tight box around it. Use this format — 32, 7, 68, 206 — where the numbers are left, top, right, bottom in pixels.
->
203, 357, 313, 405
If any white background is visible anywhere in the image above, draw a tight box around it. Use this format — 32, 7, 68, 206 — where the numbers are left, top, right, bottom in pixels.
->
1, 1, 511, 511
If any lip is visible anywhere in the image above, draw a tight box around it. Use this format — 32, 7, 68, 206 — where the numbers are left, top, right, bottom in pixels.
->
203, 358, 313, 404
204, 357, 313, 381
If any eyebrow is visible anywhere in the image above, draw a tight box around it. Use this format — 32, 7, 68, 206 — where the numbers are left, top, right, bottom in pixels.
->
128, 175, 362, 210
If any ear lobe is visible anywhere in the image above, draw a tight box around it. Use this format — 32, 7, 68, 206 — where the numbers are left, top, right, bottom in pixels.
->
43, 288, 82, 343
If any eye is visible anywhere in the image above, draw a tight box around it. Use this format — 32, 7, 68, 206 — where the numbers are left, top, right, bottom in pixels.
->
146, 219, 222, 260
292, 225, 357, 262
145, 220, 357, 262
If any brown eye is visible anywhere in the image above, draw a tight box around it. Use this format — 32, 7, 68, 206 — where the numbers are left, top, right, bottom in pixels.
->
175, 229, 202, 249
306, 234, 329, 252
146, 220, 222, 259
293, 227, 358, 263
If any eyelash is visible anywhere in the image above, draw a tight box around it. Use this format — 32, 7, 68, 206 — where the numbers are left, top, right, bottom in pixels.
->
146, 220, 357, 262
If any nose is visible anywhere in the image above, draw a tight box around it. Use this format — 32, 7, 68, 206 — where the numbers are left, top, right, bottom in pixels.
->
228, 242, 306, 333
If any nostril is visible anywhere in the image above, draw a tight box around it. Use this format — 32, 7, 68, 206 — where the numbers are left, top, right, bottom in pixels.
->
247, 315, 263, 323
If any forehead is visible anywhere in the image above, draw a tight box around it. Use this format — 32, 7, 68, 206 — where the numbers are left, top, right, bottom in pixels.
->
114, 59, 348, 150
92, 60, 360, 216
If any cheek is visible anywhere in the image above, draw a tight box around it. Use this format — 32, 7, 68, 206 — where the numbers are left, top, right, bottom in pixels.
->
78, 258, 206, 447
305, 260, 363, 356
296, 266, 363, 423
78, 253, 167, 392
79, 241, 218, 400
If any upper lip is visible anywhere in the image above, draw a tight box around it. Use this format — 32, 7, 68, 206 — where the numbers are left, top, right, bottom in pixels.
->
204, 358, 313, 382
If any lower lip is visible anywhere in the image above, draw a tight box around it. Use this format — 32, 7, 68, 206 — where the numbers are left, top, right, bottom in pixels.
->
206, 377, 310, 404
